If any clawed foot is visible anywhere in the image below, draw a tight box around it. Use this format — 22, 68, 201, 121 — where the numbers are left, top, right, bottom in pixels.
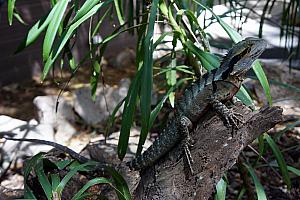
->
183, 136, 195, 175
179, 116, 195, 175
223, 110, 244, 129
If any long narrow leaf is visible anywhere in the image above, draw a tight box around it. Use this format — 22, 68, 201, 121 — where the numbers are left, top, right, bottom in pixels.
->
71, 0, 100, 24
235, 85, 254, 108
55, 162, 97, 195
8, 0, 16, 25
43, 1, 110, 80
71, 178, 112, 200
23, 153, 44, 199
243, 163, 267, 200
35, 160, 52, 200
15, 3, 61, 53
114, 0, 125, 25
252, 61, 272, 105
137, 0, 159, 156
118, 71, 141, 159
264, 133, 291, 189
43, 0, 69, 61
105, 166, 132, 200
185, 40, 219, 71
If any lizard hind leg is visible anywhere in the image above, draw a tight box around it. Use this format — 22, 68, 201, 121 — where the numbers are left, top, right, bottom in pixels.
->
179, 116, 195, 175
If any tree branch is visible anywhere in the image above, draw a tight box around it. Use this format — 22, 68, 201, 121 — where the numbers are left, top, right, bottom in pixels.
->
133, 104, 283, 200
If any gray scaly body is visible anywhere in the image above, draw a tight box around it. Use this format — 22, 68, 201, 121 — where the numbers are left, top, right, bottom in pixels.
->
128, 37, 267, 170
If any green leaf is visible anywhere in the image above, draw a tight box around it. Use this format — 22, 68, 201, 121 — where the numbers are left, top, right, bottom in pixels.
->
118, 71, 141, 160
55, 162, 97, 195
90, 59, 101, 100
155, 65, 194, 76
8, 0, 16, 25
235, 85, 254, 108
13, 9, 27, 25
42, 1, 110, 80
34, 160, 53, 200
215, 178, 227, 200
15, 3, 61, 53
105, 98, 126, 137
252, 61, 272, 105
51, 174, 60, 191
71, 178, 112, 200
54, 159, 73, 170
105, 166, 132, 200
92, 7, 111, 37
264, 133, 291, 189
23, 153, 44, 199
137, 0, 159, 156
193, 0, 242, 43
43, 0, 69, 62
24, 184, 38, 199
243, 163, 267, 200
185, 40, 219, 71
287, 166, 300, 176
113, 0, 125, 25
71, 0, 101, 24
236, 186, 246, 200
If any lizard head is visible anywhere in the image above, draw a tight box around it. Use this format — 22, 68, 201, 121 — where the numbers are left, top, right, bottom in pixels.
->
221, 37, 267, 77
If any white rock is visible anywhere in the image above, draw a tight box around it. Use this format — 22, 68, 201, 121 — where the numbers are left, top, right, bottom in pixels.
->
33, 96, 77, 142
33, 96, 75, 125
73, 78, 130, 125
0, 115, 54, 159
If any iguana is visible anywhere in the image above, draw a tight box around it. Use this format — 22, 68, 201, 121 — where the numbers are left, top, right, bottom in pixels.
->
127, 37, 267, 171
2, 37, 267, 173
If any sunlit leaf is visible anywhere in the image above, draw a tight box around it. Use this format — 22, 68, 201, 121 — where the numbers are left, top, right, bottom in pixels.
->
215, 178, 227, 200
7, 0, 16, 25
43, 0, 69, 62
42, 1, 110, 80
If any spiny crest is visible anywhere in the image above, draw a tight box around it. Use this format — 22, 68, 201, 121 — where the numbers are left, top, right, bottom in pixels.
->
219, 38, 254, 67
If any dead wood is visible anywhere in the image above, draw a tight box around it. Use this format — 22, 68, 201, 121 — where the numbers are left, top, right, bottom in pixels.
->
133, 104, 283, 200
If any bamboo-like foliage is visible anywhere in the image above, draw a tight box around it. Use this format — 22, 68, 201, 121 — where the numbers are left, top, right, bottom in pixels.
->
6, 0, 300, 199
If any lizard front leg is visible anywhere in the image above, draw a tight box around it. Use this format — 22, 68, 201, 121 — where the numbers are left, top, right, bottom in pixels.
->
179, 116, 195, 175
210, 98, 244, 129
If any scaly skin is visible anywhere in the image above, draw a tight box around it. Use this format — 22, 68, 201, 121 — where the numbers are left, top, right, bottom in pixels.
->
127, 37, 267, 170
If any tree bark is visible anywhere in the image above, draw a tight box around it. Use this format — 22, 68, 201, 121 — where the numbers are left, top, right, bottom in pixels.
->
133, 104, 283, 200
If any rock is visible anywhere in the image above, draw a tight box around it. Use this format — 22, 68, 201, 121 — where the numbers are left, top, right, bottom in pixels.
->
0, 115, 55, 160
112, 48, 135, 68
87, 127, 153, 164
73, 78, 130, 125
33, 96, 77, 142
0, 174, 24, 190
33, 96, 75, 125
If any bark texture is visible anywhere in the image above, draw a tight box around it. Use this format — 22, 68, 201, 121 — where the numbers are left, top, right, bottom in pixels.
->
133, 104, 283, 200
